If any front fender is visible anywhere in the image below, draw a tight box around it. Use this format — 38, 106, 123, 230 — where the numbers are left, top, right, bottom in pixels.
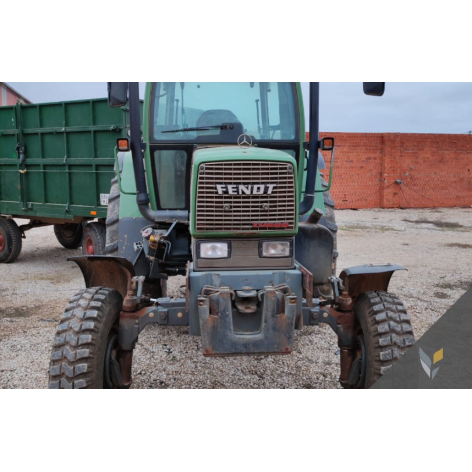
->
339, 264, 407, 300
69, 256, 136, 300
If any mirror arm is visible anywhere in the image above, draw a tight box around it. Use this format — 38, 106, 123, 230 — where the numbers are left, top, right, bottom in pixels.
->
316, 147, 335, 193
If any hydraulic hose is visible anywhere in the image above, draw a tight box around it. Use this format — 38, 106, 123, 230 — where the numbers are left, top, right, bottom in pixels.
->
299, 82, 320, 216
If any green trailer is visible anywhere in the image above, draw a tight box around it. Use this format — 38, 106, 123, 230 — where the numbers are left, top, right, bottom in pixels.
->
0, 98, 130, 263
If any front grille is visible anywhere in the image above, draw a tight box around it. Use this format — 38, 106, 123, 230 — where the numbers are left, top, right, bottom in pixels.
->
195, 161, 296, 233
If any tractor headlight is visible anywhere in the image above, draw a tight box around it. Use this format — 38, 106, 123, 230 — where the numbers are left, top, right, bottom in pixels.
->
259, 240, 292, 258
198, 241, 231, 259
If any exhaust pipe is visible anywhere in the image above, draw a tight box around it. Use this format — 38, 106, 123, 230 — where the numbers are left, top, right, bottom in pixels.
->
299, 82, 320, 216
128, 83, 188, 223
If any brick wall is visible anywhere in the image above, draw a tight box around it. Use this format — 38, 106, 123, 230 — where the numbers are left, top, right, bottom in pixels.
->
315, 132, 472, 209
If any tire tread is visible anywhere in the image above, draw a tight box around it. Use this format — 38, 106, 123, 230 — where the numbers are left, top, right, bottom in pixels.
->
0, 218, 22, 263
48, 287, 122, 389
355, 290, 415, 387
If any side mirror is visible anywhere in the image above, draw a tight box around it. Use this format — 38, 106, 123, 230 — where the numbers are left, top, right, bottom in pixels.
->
363, 82, 385, 97
320, 137, 335, 151
108, 82, 128, 107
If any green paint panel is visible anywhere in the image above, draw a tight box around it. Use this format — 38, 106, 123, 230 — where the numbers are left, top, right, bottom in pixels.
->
0, 98, 130, 221
70, 166, 93, 206
24, 166, 43, 203
44, 165, 68, 204
66, 102, 92, 127
0, 107, 18, 130
21, 106, 40, 129
68, 132, 93, 159
40, 103, 65, 128
92, 100, 127, 126
23, 134, 40, 159
0, 134, 17, 159
0, 166, 20, 201
42, 133, 66, 159
94, 130, 122, 158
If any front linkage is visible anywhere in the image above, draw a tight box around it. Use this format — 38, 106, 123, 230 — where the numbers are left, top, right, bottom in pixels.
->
49, 259, 414, 389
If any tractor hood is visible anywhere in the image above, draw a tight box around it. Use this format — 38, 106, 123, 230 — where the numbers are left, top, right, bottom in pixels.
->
190, 146, 299, 238
192, 145, 296, 164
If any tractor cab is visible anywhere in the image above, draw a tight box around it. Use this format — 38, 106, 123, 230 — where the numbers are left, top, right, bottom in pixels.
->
147, 82, 302, 214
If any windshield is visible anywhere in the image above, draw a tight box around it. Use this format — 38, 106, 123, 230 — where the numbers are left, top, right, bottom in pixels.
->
151, 82, 297, 143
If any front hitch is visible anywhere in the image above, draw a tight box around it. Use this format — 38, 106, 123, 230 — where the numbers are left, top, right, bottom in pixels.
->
198, 284, 297, 356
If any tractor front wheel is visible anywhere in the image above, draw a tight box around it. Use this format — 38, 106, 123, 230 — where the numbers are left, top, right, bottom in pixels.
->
48, 287, 128, 389
343, 291, 415, 389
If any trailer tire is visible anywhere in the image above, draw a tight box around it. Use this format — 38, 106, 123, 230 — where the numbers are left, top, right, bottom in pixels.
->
54, 223, 83, 249
343, 291, 415, 389
82, 222, 106, 255
105, 176, 120, 255
49, 287, 125, 389
0, 218, 22, 263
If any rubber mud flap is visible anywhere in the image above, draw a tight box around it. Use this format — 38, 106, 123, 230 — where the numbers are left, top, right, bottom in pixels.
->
295, 223, 334, 285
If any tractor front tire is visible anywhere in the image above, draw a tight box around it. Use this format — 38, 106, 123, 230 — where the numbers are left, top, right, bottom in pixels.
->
82, 222, 106, 255
49, 287, 124, 389
0, 218, 22, 263
345, 291, 415, 388
54, 223, 83, 249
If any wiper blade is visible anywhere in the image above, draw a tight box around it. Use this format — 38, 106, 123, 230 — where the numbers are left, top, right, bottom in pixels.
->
161, 124, 234, 134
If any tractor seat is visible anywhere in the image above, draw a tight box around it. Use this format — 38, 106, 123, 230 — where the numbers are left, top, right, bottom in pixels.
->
196, 109, 241, 128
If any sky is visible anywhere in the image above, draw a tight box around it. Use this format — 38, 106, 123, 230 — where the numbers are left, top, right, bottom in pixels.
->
6, 82, 472, 134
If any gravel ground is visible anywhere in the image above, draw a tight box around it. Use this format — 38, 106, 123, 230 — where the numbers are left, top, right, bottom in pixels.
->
1, 208, 471, 389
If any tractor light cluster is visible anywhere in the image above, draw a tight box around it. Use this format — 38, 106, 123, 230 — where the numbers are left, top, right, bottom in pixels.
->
198, 241, 231, 259
259, 240, 292, 258
197, 240, 293, 260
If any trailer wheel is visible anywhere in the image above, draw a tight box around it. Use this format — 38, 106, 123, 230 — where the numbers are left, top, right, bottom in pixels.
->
105, 176, 120, 255
343, 291, 415, 389
82, 222, 106, 255
54, 223, 83, 249
49, 287, 126, 389
0, 218, 22, 263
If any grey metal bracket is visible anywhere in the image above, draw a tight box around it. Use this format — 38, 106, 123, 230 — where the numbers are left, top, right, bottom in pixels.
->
303, 304, 354, 348
119, 298, 188, 350
156, 298, 189, 326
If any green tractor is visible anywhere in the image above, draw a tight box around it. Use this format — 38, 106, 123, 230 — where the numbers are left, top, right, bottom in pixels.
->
48, 82, 414, 389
